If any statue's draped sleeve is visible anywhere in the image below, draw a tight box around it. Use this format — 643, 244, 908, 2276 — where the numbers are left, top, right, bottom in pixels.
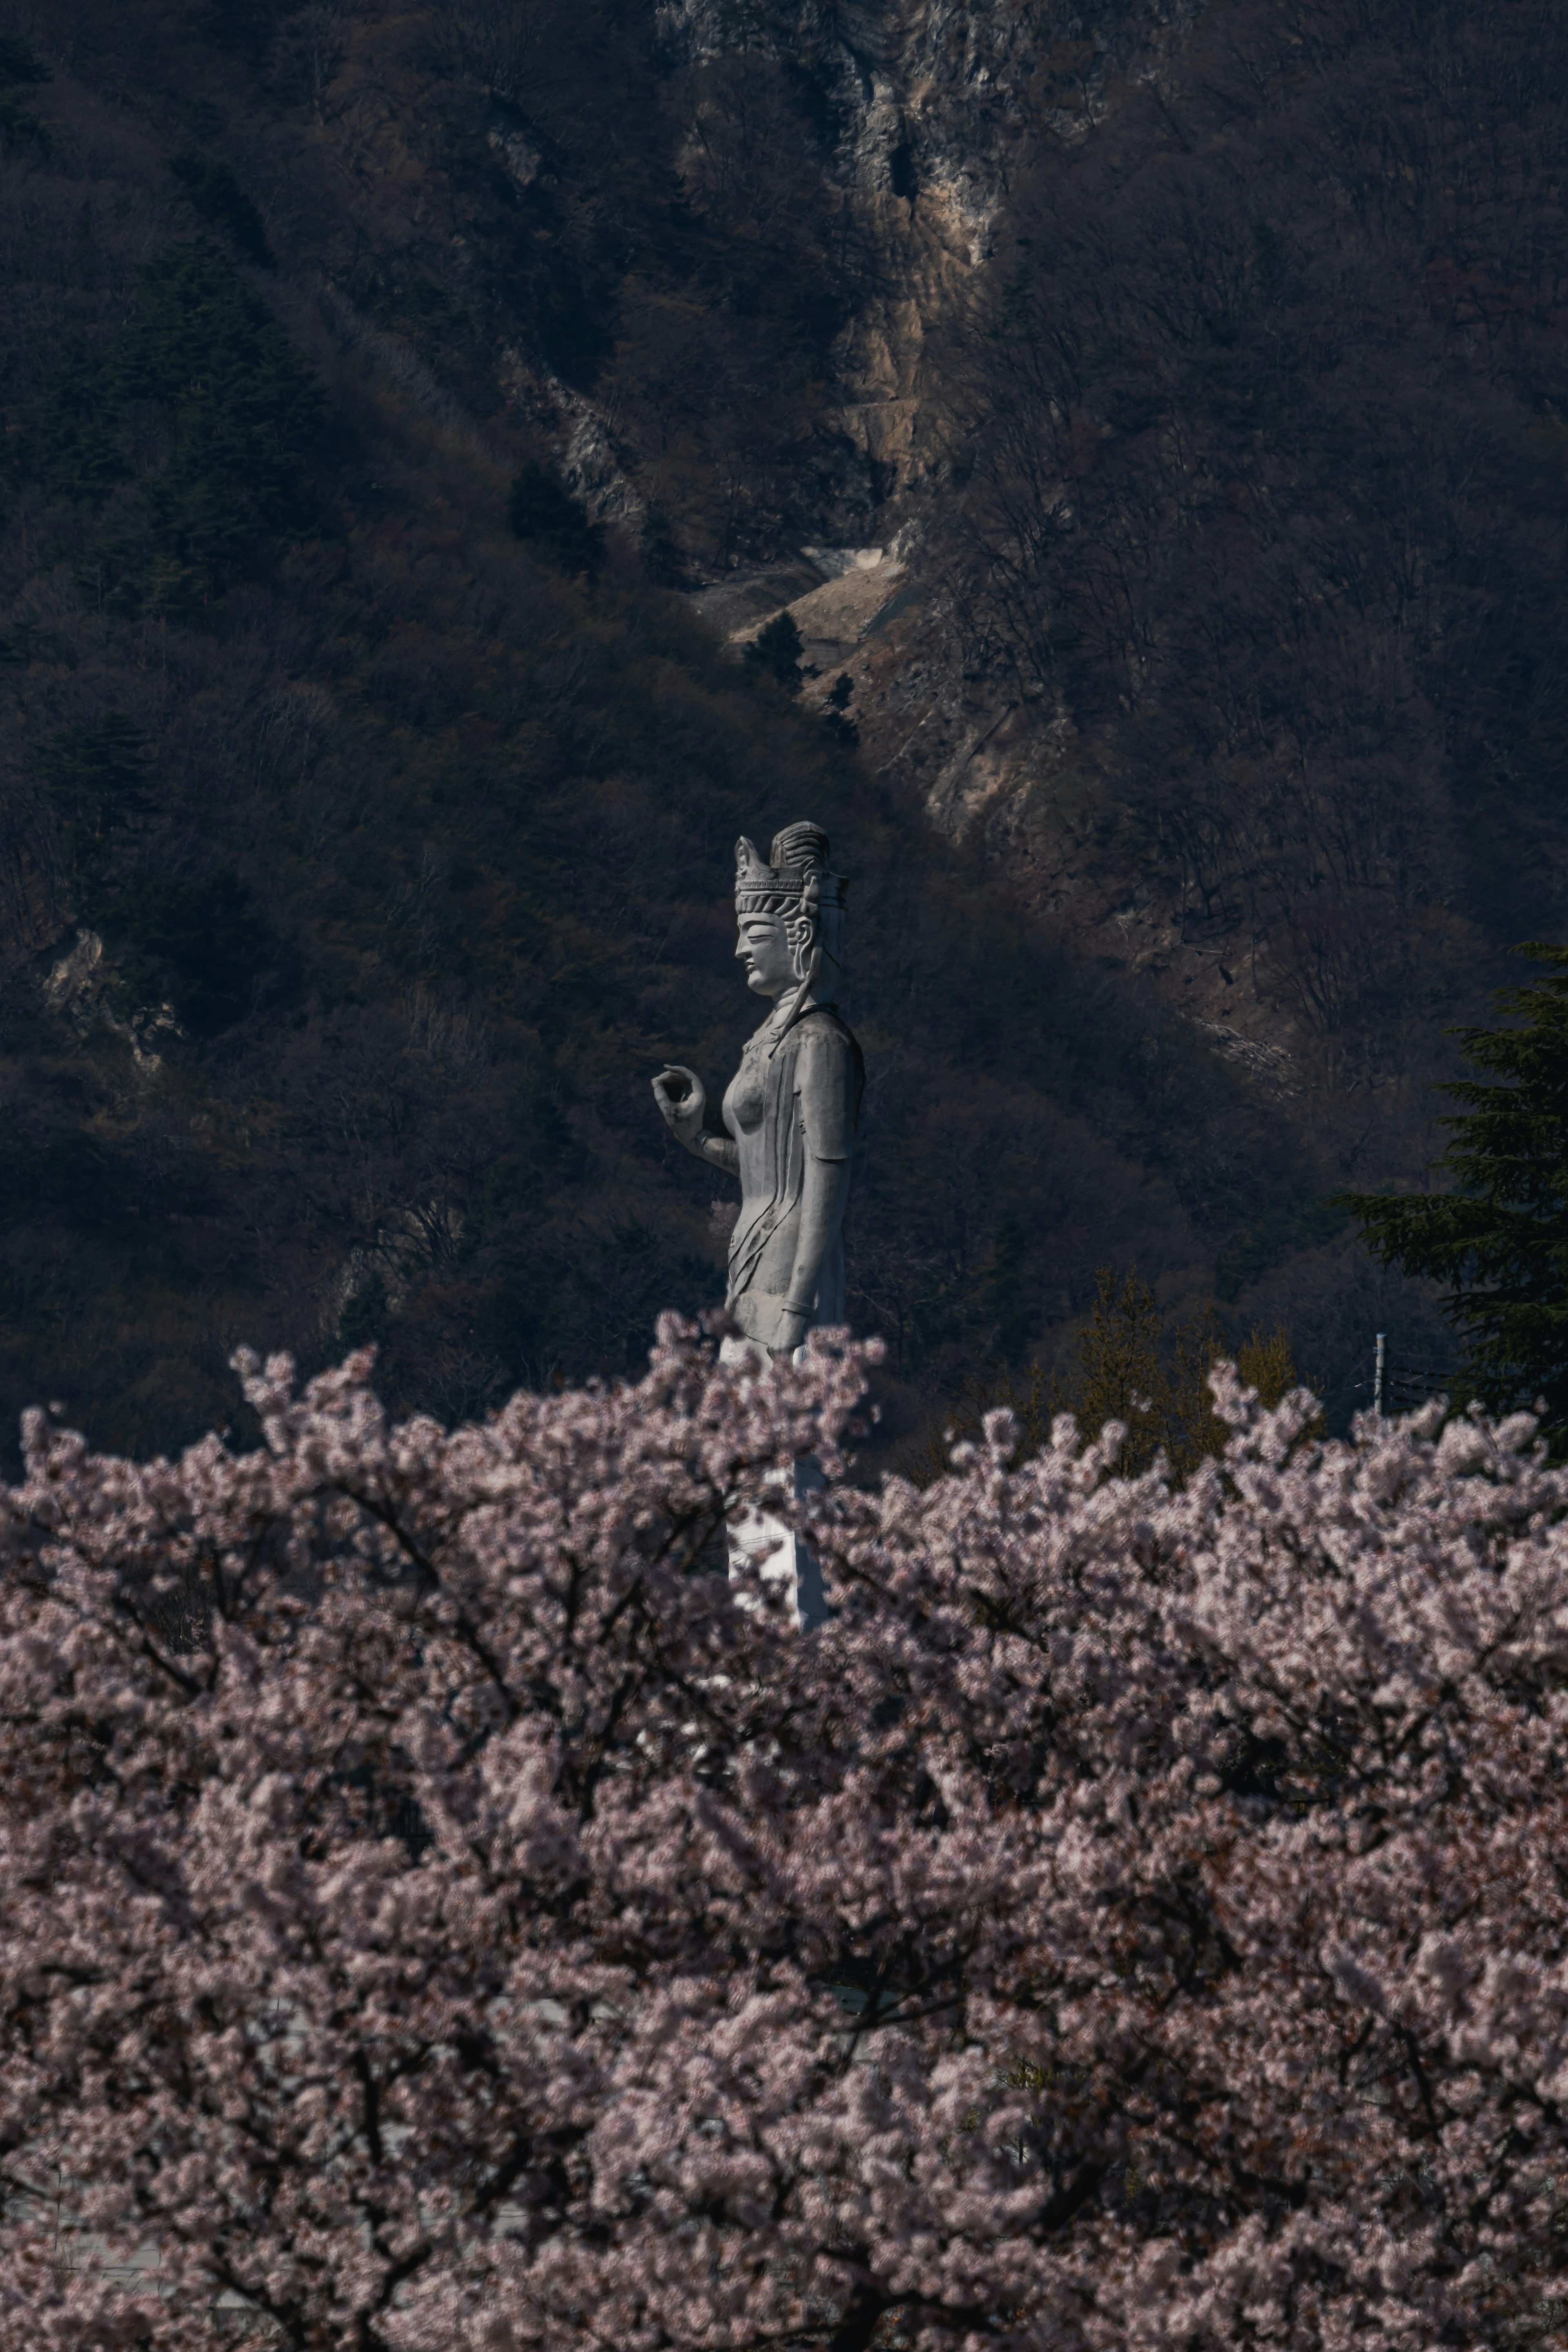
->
794, 1012, 861, 1161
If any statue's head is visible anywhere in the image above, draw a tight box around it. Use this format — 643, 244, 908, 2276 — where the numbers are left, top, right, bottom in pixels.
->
734, 822, 846, 1005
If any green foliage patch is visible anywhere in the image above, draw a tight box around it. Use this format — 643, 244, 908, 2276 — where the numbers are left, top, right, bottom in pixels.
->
910, 1269, 1314, 1488
0, 31, 48, 82
170, 152, 274, 269
742, 610, 805, 692
95, 869, 286, 1040
1214, 1196, 1349, 1302
1347, 943, 1568, 1441
822, 670, 858, 746
0, 29, 50, 159
24, 241, 327, 599
507, 463, 605, 576
37, 715, 155, 872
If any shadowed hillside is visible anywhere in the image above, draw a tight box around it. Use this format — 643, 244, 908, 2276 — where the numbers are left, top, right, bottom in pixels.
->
0, 0, 1516, 1459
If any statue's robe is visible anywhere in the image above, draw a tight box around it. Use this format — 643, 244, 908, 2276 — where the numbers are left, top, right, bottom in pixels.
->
720, 1000, 864, 1346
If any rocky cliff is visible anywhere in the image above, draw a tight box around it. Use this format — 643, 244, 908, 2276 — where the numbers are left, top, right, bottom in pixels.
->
640, 0, 1566, 1196
664, 0, 1197, 485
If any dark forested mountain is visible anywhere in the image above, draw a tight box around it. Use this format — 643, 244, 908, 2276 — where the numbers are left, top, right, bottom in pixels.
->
0, 0, 1555, 1462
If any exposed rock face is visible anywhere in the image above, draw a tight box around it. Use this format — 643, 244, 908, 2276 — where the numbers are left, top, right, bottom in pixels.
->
42, 928, 106, 1020
42, 931, 180, 1071
486, 117, 542, 189
648, 0, 1151, 983
693, 541, 907, 674
646, 0, 1207, 929
661, 0, 1197, 498
648, 2, 1383, 1099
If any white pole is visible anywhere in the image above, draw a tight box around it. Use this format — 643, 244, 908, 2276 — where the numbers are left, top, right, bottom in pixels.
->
1374, 1332, 1386, 1417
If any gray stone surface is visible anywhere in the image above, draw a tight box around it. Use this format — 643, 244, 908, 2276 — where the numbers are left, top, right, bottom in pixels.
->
653, 823, 864, 1626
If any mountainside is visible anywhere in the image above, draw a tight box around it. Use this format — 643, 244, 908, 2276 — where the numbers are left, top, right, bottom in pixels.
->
1, 0, 1555, 1462
654, 0, 1568, 1089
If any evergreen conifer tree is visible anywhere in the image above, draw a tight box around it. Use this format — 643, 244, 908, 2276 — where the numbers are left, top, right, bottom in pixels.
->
823, 670, 858, 745
0, 27, 50, 160
1345, 943, 1568, 1433
37, 714, 154, 873
742, 610, 804, 692
170, 151, 274, 268
25, 240, 327, 595
507, 463, 605, 576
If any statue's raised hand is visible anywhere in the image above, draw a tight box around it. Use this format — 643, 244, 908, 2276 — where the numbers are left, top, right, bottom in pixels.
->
653, 1064, 706, 1146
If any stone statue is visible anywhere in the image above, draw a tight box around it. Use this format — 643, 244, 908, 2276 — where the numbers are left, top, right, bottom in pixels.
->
652, 820, 864, 1623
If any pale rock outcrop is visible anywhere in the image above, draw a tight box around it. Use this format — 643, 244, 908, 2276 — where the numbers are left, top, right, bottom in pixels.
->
43, 929, 181, 1072
656, 2, 1284, 1079
659, 0, 1199, 492
706, 544, 908, 679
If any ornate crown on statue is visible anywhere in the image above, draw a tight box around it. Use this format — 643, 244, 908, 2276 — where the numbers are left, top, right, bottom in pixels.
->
733, 821, 846, 917
735, 821, 848, 1007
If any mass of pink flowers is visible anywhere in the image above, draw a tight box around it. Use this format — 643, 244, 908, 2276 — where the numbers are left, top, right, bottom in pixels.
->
4, 1318, 1568, 2350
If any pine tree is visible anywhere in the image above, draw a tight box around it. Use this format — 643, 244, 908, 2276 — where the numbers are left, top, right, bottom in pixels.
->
823, 670, 859, 746
117, 242, 326, 582
507, 463, 605, 576
170, 151, 274, 269
909, 1267, 1306, 1484
0, 31, 48, 82
0, 28, 50, 161
24, 240, 327, 593
37, 714, 154, 873
742, 610, 805, 692
1345, 943, 1568, 1433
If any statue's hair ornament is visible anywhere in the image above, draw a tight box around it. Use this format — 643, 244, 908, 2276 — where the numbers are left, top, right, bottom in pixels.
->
734, 822, 846, 916
733, 820, 849, 1033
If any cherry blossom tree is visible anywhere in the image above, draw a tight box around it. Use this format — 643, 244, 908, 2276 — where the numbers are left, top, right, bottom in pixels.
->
3, 1319, 1568, 2350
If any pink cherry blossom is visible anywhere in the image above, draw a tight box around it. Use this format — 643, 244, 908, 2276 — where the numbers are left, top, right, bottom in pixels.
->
3, 1322, 1568, 2349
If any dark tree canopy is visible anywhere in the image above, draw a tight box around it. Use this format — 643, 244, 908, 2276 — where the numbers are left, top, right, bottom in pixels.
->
1347, 945, 1568, 1434
743, 610, 805, 692
507, 463, 605, 576
29, 238, 327, 598
170, 151, 275, 270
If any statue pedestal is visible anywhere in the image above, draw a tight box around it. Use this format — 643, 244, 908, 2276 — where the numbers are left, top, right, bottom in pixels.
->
719, 1334, 830, 1630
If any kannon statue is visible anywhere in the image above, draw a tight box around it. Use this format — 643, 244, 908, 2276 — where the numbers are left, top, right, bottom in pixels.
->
652, 821, 865, 1622
653, 819, 864, 1356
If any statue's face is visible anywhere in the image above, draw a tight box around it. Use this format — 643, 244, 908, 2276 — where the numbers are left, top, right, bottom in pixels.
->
735, 913, 795, 998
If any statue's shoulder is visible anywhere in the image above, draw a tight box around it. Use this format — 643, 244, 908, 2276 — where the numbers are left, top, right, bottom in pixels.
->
791, 1002, 855, 1048
781, 1004, 859, 1064
784, 1004, 865, 1121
